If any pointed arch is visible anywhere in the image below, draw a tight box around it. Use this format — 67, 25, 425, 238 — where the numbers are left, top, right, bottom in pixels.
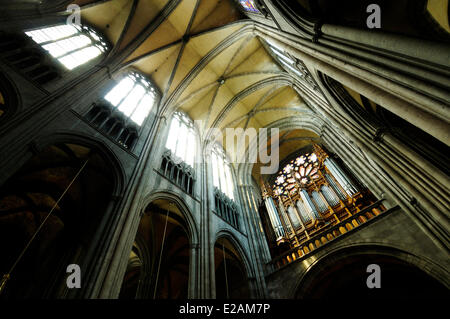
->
32, 131, 126, 196
0, 135, 124, 298
214, 230, 254, 298
293, 243, 450, 298
140, 190, 200, 247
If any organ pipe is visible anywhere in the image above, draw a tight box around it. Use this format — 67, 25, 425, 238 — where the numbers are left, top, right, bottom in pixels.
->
264, 196, 285, 240
324, 158, 359, 196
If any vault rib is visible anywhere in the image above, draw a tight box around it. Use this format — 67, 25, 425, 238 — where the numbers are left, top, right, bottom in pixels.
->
108, 0, 139, 58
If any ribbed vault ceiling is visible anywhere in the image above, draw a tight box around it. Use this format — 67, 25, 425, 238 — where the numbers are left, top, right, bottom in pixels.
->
77, 0, 320, 179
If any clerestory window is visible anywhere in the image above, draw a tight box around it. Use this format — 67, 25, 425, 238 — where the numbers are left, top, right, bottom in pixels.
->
165, 111, 197, 167
104, 72, 156, 126
211, 144, 235, 201
25, 24, 108, 70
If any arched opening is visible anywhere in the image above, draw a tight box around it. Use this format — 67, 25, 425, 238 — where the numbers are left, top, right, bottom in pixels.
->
214, 237, 250, 299
295, 252, 450, 298
118, 243, 145, 300
119, 199, 191, 299
257, 129, 379, 262
0, 143, 116, 299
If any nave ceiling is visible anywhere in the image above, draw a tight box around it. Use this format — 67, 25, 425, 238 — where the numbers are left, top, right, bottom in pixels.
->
77, 0, 321, 180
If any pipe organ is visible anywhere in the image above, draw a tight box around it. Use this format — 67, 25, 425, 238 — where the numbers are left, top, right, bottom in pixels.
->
264, 196, 285, 241
261, 144, 377, 248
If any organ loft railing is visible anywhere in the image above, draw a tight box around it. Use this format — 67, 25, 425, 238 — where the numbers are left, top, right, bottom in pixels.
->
261, 144, 386, 261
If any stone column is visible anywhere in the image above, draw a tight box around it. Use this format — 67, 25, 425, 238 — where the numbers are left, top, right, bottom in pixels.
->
255, 27, 450, 146
237, 184, 269, 298
305, 80, 450, 251
201, 151, 214, 298
321, 24, 450, 67
188, 243, 199, 299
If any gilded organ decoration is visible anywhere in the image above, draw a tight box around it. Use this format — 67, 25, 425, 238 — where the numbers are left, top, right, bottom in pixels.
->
273, 152, 320, 198
262, 144, 379, 249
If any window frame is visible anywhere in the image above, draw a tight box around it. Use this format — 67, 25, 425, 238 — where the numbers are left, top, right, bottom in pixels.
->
211, 144, 235, 201
25, 23, 109, 71
273, 152, 320, 198
165, 111, 197, 168
103, 71, 158, 128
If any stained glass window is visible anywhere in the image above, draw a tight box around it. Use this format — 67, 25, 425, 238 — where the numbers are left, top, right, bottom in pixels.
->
104, 72, 156, 126
239, 0, 260, 13
273, 152, 320, 197
25, 24, 108, 70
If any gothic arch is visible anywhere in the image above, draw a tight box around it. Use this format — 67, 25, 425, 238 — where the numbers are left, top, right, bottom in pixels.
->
293, 243, 450, 298
203, 140, 247, 232
207, 76, 297, 133
140, 191, 200, 246
214, 229, 254, 279
121, 190, 198, 299
164, 109, 203, 150
160, 110, 203, 192
100, 66, 163, 101
0, 137, 122, 298
32, 131, 126, 196
238, 115, 325, 186
214, 230, 253, 298
142, 22, 256, 115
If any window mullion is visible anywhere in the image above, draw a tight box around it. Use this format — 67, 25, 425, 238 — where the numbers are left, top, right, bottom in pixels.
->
219, 155, 226, 195
184, 129, 191, 166
174, 117, 181, 156
216, 153, 222, 191
128, 88, 147, 120
115, 83, 137, 111
225, 162, 233, 200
